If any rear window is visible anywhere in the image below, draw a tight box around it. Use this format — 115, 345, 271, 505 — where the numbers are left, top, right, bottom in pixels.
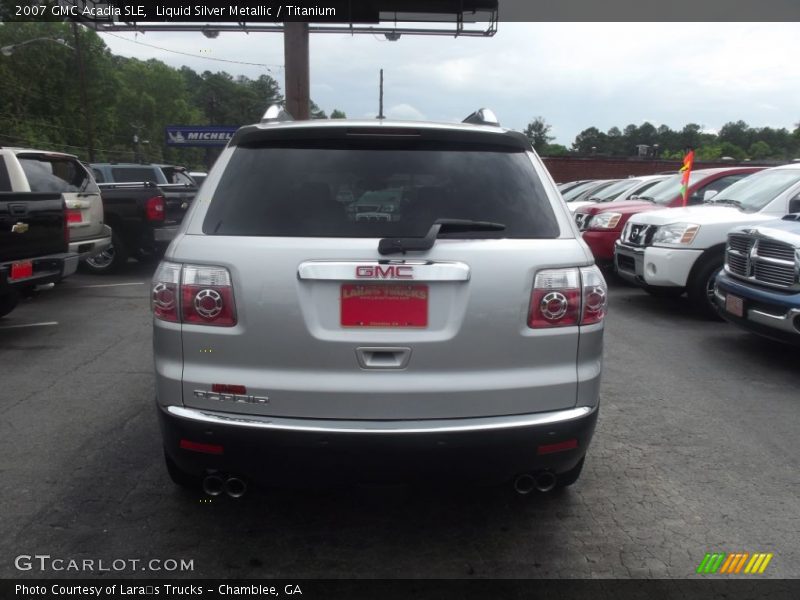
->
111, 167, 162, 183
203, 141, 559, 238
19, 155, 99, 194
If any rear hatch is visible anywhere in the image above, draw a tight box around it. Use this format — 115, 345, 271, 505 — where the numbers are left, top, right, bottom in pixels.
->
0, 192, 65, 262
173, 126, 589, 420
17, 153, 104, 242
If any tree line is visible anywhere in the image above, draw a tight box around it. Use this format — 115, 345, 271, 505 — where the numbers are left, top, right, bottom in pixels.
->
526, 117, 800, 161
0, 22, 345, 168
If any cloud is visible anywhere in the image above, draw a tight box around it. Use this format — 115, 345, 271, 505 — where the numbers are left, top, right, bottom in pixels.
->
385, 103, 426, 121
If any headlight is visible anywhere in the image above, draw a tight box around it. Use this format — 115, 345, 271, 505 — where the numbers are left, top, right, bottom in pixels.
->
652, 223, 700, 245
381, 204, 396, 213
589, 212, 622, 229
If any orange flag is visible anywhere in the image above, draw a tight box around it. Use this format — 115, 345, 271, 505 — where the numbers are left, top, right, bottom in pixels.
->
679, 149, 695, 206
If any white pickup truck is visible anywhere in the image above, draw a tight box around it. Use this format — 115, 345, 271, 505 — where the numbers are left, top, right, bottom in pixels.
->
614, 164, 800, 317
0, 148, 111, 263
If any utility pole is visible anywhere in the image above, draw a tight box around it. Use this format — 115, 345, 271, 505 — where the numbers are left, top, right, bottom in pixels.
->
377, 69, 385, 120
71, 22, 96, 161
283, 22, 310, 120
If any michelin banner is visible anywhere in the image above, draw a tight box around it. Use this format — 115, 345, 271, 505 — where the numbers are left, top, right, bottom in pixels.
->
165, 126, 239, 147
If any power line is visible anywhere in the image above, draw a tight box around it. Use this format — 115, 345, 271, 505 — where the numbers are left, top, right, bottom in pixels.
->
99, 31, 284, 71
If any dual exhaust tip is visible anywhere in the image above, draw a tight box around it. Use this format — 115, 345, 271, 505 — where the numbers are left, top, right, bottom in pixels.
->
513, 471, 558, 495
203, 474, 247, 498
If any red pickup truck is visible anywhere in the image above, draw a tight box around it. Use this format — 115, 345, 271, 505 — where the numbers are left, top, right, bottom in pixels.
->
573, 167, 764, 266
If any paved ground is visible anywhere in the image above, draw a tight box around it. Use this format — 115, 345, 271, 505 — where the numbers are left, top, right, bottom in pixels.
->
1, 265, 798, 579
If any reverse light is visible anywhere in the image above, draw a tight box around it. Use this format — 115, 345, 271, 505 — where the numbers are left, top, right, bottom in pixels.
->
589, 212, 622, 230
652, 223, 700, 245
152, 261, 181, 322
580, 265, 607, 325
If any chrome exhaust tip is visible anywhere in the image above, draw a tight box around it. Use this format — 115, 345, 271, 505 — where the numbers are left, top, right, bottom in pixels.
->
535, 471, 558, 493
513, 474, 537, 495
202, 474, 225, 497
224, 476, 247, 498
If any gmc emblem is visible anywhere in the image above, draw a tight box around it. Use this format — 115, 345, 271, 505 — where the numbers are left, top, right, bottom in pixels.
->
355, 265, 414, 279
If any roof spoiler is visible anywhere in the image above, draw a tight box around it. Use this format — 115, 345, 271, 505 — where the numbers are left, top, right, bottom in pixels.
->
462, 108, 500, 127
261, 104, 294, 124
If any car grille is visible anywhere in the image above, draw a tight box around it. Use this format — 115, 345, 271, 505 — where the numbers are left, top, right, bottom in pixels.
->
726, 233, 798, 290
622, 223, 656, 247
574, 213, 591, 231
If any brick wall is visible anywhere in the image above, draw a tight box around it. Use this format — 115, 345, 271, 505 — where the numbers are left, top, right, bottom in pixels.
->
541, 156, 779, 183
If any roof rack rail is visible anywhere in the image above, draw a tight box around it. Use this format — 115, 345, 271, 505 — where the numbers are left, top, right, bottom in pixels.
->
462, 108, 500, 127
261, 104, 294, 124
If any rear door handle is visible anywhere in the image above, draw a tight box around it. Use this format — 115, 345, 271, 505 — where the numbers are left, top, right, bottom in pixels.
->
356, 347, 411, 370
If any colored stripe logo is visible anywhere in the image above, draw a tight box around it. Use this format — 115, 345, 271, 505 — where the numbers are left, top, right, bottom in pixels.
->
696, 552, 773, 574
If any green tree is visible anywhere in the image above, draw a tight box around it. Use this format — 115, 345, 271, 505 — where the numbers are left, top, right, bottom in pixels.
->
524, 116, 555, 152
330, 109, 347, 119
748, 141, 772, 160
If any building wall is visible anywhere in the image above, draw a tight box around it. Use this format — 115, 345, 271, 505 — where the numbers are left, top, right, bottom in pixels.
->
541, 156, 779, 183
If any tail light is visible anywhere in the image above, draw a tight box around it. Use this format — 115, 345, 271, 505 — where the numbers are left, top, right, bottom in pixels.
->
528, 266, 607, 328
66, 208, 83, 224
152, 262, 236, 327
145, 196, 166, 221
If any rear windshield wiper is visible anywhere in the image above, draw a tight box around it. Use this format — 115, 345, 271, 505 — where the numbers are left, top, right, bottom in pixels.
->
378, 219, 506, 255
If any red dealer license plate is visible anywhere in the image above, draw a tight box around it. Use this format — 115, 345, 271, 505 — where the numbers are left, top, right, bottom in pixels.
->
341, 284, 428, 328
10, 261, 33, 281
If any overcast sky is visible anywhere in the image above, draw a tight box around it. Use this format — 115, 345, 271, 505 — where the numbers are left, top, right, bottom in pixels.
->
99, 22, 800, 146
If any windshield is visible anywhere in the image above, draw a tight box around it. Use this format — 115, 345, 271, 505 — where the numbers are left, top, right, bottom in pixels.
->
562, 180, 599, 201
111, 167, 163, 184
638, 172, 703, 205
569, 180, 618, 202
589, 179, 642, 201
204, 141, 559, 238
710, 169, 800, 212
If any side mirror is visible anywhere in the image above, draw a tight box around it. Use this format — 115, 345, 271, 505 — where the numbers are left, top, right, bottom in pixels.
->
789, 196, 800, 214
703, 190, 719, 202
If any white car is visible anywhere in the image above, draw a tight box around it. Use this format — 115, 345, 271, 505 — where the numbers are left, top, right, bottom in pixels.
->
614, 164, 800, 317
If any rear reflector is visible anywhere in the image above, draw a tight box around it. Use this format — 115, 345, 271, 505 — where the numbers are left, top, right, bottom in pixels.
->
537, 439, 579, 455
179, 439, 224, 455
66, 209, 82, 224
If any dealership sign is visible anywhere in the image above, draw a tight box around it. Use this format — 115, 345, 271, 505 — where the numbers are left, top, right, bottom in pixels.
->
165, 126, 238, 147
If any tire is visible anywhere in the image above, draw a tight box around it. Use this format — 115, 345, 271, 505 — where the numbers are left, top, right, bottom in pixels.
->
81, 231, 129, 274
687, 252, 725, 320
0, 290, 19, 318
164, 450, 200, 490
643, 285, 685, 298
556, 456, 585, 489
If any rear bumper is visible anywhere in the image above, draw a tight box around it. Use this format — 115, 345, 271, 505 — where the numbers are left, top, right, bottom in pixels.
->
153, 226, 178, 243
0, 252, 79, 292
70, 225, 112, 259
159, 403, 599, 486
715, 271, 800, 345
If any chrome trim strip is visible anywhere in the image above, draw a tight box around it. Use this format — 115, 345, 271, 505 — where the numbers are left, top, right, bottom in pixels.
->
166, 405, 594, 434
154, 226, 178, 242
297, 260, 470, 282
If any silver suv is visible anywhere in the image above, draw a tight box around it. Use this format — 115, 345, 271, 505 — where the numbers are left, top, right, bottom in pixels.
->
152, 108, 606, 497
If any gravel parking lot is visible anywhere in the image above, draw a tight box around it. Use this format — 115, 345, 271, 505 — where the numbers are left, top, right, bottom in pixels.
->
1, 266, 798, 579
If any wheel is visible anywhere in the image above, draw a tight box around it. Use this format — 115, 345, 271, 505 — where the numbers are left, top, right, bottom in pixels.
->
687, 252, 725, 320
643, 285, 684, 298
164, 450, 200, 490
81, 231, 129, 274
556, 456, 585, 489
0, 291, 19, 318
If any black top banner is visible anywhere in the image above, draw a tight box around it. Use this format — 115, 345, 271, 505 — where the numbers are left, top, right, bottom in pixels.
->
2, 0, 800, 22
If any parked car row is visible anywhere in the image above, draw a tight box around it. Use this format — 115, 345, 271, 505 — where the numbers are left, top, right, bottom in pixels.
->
560, 164, 800, 344
0, 148, 201, 317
